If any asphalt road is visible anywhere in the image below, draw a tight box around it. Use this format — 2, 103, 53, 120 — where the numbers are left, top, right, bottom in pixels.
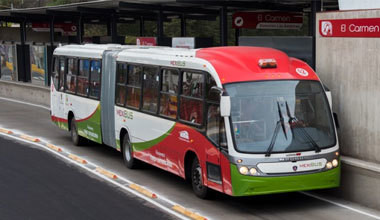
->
0, 135, 172, 220
0, 98, 379, 220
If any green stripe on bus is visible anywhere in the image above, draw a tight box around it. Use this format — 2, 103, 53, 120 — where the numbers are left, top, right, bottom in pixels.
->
77, 105, 102, 144
230, 163, 340, 196
132, 124, 175, 152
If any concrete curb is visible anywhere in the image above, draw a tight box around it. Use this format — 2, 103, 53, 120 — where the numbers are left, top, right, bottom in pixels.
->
341, 156, 380, 174
0, 80, 50, 108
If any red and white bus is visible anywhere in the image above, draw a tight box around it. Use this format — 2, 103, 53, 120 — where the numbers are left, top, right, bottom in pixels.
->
51, 44, 340, 198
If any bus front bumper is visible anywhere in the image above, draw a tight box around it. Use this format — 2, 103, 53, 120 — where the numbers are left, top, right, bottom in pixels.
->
230, 164, 340, 196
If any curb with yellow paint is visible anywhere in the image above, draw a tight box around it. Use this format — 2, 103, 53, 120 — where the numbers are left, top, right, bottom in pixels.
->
172, 205, 208, 220
96, 167, 118, 179
68, 154, 87, 164
0, 128, 13, 134
129, 183, 157, 199
46, 143, 62, 152
20, 134, 40, 142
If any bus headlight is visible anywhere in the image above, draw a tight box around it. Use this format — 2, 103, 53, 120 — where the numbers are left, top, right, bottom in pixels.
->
249, 168, 257, 175
239, 166, 249, 175
326, 162, 333, 169
332, 159, 338, 167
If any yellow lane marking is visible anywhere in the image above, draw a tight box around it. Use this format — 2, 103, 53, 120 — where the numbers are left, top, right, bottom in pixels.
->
0, 128, 13, 134
172, 205, 207, 220
19, 134, 40, 142
68, 154, 87, 164
96, 167, 118, 179
129, 183, 157, 199
46, 143, 62, 152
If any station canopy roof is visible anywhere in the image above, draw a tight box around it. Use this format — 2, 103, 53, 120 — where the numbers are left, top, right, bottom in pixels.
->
0, 0, 339, 23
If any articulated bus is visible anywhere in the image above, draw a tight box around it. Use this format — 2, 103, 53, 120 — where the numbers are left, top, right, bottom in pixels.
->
51, 44, 340, 198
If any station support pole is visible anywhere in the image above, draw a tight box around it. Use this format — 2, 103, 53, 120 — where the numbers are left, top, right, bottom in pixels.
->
140, 16, 145, 37
180, 13, 186, 37
77, 15, 83, 44
157, 9, 164, 45
220, 6, 228, 46
311, 0, 321, 70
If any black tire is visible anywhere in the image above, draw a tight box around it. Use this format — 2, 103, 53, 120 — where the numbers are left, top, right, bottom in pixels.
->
122, 134, 138, 169
70, 118, 85, 146
191, 157, 212, 199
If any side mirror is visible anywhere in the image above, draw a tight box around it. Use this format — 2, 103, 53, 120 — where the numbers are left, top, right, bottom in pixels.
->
220, 96, 231, 117
333, 112, 340, 129
210, 86, 231, 117
326, 91, 332, 110
323, 84, 332, 109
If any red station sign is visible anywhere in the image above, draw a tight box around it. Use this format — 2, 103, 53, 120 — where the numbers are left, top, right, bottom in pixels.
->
136, 37, 157, 46
319, 18, 380, 38
232, 12, 303, 29
32, 22, 77, 35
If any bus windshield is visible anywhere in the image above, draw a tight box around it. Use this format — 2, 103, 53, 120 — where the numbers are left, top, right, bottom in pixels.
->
226, 80, 336, 154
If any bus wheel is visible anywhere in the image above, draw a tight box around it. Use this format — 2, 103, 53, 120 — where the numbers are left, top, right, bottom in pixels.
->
70, 118, 85, 146
122, 134, 138, 169
191, 157, 211, 199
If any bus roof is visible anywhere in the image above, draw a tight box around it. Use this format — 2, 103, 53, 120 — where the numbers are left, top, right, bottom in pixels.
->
53, 44, 123, 58
196, 47, 319, 84
53, 44, 159, 59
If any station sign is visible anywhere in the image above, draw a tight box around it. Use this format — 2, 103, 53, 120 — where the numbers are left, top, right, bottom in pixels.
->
232, 12, 303, 29
32, 22, 77, 35
319, 18, 380, 38
172, 37, 195, 49
136, 37, 157, 46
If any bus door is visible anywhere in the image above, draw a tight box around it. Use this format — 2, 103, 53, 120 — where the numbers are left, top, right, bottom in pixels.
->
204, 79, 226, 191
51, 57, 59, 115
52, 57, 67, 130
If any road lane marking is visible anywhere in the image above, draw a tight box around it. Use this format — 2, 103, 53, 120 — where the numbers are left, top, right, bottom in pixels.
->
172, 205, 208, 220
0, 131, 191, 220
0, 97, 50, 111
301, 192, 380, 220
129, 183, 157, 199
0, 128, 13, 134
68, 154, 87, 164
19, 134, 40, 142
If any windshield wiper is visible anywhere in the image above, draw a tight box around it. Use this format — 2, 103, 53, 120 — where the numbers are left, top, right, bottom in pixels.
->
265, 102, 287, 157
285, 101, 321, 153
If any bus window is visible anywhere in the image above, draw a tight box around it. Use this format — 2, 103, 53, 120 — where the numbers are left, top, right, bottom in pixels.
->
206, 76, 227, 150
89, 60, 101, 99
66, 58, 77, 94
159, 69, 179, 119
142, 66, 159, 113
77, 59, 90, 97
59, 57, 65, 92
126, 65, 142, 109
182, 71, 204, 98
116, 63, 127, 106
52, 57, 59, 90
180, 71, 204, 125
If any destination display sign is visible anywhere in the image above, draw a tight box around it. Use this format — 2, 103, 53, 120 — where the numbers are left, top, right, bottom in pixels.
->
232, 12, 303, 29
319, 18, 380, 37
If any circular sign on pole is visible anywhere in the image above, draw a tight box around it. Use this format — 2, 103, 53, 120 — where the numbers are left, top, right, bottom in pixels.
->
234, 16, 244, 27
296, 68, 309, 77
